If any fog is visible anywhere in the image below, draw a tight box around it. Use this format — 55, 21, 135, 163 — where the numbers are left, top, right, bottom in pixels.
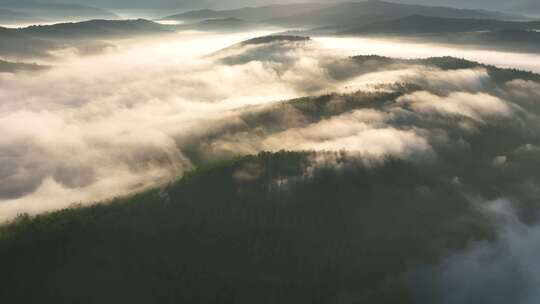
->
412, 199, 540, 304
0, 21, 59, 28
315, 37, 540, 73
1, 30, 539, 221
0, 30, 290, 219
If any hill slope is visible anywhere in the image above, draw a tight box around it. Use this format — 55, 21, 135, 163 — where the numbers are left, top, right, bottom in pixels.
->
0, 151, 494, 303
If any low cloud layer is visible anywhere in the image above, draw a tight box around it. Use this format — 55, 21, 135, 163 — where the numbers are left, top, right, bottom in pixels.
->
397, 91, 513, 122
0, 30, 539, 225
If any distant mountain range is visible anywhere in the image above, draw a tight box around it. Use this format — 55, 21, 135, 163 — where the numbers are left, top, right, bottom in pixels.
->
28, 0, 211, 9
0, 1, 118, 24
269, 1, 522, 26
1, 0, 534, 29
27, 0, 540, 14
162, 3, 329, 22
18, 18, 170, 38
343, 15, 540, 34
240, 35, 311, 45
335, 15, 540, 53
175, 17, 252, 32
163, 0, 523, 28
1, 4, 535, 60
0, 19, 172, 59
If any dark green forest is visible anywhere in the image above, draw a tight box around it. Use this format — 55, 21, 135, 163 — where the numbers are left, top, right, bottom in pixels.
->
0, 151, 495, 303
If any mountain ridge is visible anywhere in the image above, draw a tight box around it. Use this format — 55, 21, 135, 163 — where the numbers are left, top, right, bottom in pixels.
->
163, 0, 523, 28
343, 14, 540, 34
0, 1, 119, 23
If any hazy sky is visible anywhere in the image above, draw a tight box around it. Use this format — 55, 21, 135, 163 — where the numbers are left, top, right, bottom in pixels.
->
7, 0, 532, 11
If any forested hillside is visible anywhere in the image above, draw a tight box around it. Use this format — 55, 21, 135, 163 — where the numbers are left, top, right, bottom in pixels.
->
0, 151, 494, 303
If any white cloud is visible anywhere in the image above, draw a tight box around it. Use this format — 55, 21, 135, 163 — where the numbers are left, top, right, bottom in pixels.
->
397, 91, 513, 122
413, 199, 540, 304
